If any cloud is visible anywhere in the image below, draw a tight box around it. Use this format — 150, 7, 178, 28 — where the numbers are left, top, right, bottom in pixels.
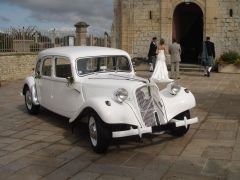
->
1, 0, 113, 33
0, 15, 10, 22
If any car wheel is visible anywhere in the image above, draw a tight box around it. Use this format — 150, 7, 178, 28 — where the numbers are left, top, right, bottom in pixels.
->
170, 110, 190, 137
25, 87, 40, 114
88, 112, 111, 153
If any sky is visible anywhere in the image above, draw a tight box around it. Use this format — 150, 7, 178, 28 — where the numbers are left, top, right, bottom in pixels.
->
0, 0, 113, 35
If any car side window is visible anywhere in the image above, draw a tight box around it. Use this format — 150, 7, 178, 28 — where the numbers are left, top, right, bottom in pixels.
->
55, 57, 72, 78
42, 58, 52, 77
116, 56, 130, 71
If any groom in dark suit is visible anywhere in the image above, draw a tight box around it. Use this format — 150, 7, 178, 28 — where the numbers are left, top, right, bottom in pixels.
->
203, 37, 215, 77
148, 37, 158, 71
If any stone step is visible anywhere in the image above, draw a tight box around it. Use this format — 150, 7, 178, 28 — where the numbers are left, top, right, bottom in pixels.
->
179, 67, 203, 72
180, 63, 202, 68
179, 64, 203, 72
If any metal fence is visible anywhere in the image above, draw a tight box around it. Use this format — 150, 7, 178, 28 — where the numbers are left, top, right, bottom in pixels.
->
0, 27, 110, 53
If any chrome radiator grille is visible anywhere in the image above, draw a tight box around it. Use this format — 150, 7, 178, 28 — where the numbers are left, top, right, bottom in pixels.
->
136, 85, 166, 127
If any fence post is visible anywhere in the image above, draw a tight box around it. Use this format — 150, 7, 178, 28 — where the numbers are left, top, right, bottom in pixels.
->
51, 29, 56, 47
74, 22, 89, 46
104, 32, 108, 47
23, 28, 26, 52
90, 34, 93, 46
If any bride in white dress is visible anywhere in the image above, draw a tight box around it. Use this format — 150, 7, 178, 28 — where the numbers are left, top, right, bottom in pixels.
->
151, 39, 172, 82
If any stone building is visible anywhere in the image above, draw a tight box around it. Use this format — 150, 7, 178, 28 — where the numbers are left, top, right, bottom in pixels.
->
112, 0, 240, 64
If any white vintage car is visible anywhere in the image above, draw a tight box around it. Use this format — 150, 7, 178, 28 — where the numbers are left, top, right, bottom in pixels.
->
22, 46, 198, 153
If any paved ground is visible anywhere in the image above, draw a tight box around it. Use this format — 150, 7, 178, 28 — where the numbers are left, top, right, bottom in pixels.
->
0, 71, 240, 180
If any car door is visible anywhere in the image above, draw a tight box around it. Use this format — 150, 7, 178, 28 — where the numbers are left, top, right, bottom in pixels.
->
36, 57, 54, 110
51, 56, 82, 118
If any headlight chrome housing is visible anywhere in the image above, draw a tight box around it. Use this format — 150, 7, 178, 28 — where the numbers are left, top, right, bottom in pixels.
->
169, 82, 181, 95
113, 88, 128, 103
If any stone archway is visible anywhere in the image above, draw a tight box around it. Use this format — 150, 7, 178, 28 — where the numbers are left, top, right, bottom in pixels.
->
173, 2, 203, 64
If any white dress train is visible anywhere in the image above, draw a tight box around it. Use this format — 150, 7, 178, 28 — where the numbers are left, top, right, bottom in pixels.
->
151, 50, 172, 82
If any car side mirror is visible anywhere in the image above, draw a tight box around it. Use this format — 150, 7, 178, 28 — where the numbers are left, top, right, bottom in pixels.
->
66, 76, 74, 87
131, 61, 136, 71
35, 71, 41, 79
132, 61, 136, 67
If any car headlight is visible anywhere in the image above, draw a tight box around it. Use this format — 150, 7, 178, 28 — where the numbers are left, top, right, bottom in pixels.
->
169, 82, 181, 95
113, 88, 128, 103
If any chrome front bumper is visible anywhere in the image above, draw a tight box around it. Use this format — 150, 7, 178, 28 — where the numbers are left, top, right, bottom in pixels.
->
112, 117, 198, 138
112, 127, 152, 138
170, 117, 198, 128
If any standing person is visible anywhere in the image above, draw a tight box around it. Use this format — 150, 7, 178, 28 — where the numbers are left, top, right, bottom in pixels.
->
169, 38, 181, 79
151, 38, 172, 82
201, 37, 215, 77
148, 37, 158, 71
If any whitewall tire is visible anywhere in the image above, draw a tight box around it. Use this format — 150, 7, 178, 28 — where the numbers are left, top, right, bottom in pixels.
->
24, 87, 39, 114
88, 112, 111, 153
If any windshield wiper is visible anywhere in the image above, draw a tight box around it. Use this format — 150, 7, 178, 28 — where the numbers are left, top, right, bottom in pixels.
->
114, 70, 130, 72
95, 70, 115, 74
109, 74, 148, 83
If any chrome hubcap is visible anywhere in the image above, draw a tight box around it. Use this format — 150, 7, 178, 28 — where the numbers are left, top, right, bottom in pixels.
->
89, 116, 97, 146
26, 90, 32, 110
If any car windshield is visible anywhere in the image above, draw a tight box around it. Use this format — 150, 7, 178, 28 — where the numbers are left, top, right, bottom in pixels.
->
76, 56, 131, 76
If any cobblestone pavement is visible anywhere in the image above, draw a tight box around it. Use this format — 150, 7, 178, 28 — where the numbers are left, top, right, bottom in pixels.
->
0, 71, 240, 180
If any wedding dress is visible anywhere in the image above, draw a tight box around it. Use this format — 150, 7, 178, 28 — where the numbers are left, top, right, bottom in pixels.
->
151, 49, 172, 82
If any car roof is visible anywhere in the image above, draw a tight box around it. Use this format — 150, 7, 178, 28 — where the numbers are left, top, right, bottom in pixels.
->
38, 46, 130, 60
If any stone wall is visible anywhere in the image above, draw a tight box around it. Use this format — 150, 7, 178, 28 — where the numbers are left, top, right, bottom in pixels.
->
113, 0, 240, 59
113, 0, 159, 57
113, 0, 161, 58
0, 54, 36, 81
213, 0, 240, 56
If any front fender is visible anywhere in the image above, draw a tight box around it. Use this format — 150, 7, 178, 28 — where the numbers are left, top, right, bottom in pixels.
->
23, 76, 39, 105
160, 87, 196, 120
69, 97, 141, 127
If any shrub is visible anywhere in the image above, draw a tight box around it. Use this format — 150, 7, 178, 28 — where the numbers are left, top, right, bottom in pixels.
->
234, 59, 240, 66
217, 51, 240, 65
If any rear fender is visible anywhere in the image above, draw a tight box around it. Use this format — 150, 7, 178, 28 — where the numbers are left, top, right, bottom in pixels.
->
23, 76, 39, 105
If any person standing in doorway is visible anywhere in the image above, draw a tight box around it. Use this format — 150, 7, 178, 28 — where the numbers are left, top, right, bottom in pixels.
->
169, 38, 181, 79
148, 37, 158, 72
201, 37, 215, 77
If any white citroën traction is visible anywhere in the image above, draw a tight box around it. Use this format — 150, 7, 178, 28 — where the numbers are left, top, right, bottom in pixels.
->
22, 46, 198, 153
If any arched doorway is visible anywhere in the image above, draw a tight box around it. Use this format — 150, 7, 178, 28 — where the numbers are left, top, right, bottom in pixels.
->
173, 2, 203, 64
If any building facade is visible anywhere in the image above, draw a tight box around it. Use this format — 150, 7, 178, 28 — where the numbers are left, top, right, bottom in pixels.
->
112, 0, 240, 64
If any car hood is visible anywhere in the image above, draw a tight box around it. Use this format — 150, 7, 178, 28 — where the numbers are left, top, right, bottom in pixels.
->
76, 73, 149, 99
